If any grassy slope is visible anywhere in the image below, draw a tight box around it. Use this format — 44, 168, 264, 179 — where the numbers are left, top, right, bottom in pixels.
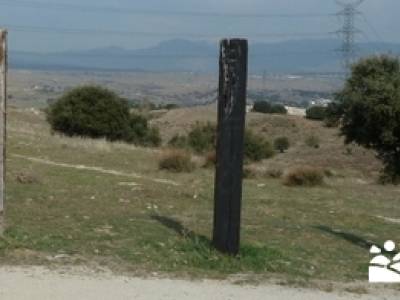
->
1, 108, 400, 284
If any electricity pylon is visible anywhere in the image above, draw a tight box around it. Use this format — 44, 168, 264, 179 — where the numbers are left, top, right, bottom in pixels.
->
336, 0, 365, 72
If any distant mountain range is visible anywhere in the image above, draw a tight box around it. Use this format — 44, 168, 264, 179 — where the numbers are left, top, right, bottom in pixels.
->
10, 39, 400, 74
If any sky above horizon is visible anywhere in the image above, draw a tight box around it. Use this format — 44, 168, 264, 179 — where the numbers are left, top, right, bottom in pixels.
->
0, 0, 398, 52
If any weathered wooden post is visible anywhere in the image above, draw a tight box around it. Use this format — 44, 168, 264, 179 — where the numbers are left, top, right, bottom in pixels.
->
213, 39, 248, 255
0, 29, 7, 234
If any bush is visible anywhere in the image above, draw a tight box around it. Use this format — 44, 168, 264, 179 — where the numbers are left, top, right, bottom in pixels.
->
270, 104, 288, 114
168, 134, 188, 149
306, 106, 328, 121
305, 135, 320, 149
47, 86, 161, 147
203, 150, 216, 168
243, 166, 259, 179
244, 130, 274, 162
126, 113, 161, 147
163, 103, 179, 110
47, 85, 131, 141
253, 101, 271, 113
187, 122, 216, 154
159, 149, 195, 173
264, 168, 283, 179
253, 101, 287, 114
283, 167, 324, 187
170, 124, 273, 163
274, 137, 290, 153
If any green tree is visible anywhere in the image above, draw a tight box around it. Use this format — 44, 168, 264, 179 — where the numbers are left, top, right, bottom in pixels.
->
335, 55, 400, 183
47, 85, 160, 147
274, 137, 290, 153
253, 101, 287, 114
269, 104, 288, 114
47, 86, 131, 141
253, 101, 272, 113
306, 106, 328, 120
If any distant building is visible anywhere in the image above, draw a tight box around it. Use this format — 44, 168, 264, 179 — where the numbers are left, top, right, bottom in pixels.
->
285, 106, 306, 117
310, 98, 332, 107
246, 104, 253, 113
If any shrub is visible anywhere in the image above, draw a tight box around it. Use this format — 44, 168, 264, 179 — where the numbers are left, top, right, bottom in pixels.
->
274, 137, 290, 153
270, 104, 288, 114
203, 150, 216, 168
305, 135, 320, 149
159, 149, 195, 173
283, 167, 324, 187
244, 130, 274, 162
47, 86, 160, 147
306, 106, 328, 120
171, 125, 273, 162
15, 172, 40, 184
253, 101, 272, 113
163, 103, 179, 110
243, 166, 259, 179
265, 168, 283, 179
47, 85, 131, 141
168, 134, 188, 149
126, 113, 161, 147
143, 126, 162, 147
253, 101, 287, 114
188, 122, 216, 154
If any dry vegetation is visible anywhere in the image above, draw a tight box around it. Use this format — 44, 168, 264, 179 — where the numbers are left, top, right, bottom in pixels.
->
159, 149, 195, 173
1, 106, 399, 287
153, 104, 381, 178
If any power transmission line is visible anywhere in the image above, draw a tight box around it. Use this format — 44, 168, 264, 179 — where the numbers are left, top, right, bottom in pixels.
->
4, 24, 336, 39
335, 0, 365, 71
360, 13, 385, 45
10, 49, 335, 59
0, 0, 335, 18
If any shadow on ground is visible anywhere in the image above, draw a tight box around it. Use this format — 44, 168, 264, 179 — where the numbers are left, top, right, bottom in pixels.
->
314, 225, 387, 252
150, 215, 210, 244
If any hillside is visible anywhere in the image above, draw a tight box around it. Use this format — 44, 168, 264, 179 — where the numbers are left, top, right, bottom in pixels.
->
2, 107, 399, 288
152, 104, 381, 176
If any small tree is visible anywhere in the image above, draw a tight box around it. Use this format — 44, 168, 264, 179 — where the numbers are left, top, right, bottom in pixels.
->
253, 101, 287, 114
47, 85, 160, 147
270, 104, 288, 114
306, 106, 328, 120
335, 55, 400, 183
47, 85, 131, 141
274, 137, 290, 153
253, 101, 272, 113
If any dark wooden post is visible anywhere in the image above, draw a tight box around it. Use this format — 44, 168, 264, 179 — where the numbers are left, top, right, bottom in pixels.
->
213, 39, 248, 255
0, 29, 7, 234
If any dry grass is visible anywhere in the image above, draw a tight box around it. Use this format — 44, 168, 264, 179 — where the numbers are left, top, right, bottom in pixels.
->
15, 172, 40, 184
3, 107, 400, 285
153, 106, 381, 178
203, 150, 216, 168
264, 168, 284, 179
283, 166, 325, 187
159, 149, 195, 173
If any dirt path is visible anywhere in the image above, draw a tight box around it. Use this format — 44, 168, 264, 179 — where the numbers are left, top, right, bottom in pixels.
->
12, 154, 180, 186
0, 267, 397, 300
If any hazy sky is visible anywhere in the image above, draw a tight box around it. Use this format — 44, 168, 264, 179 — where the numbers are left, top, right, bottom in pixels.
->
0, 0, 398, 52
